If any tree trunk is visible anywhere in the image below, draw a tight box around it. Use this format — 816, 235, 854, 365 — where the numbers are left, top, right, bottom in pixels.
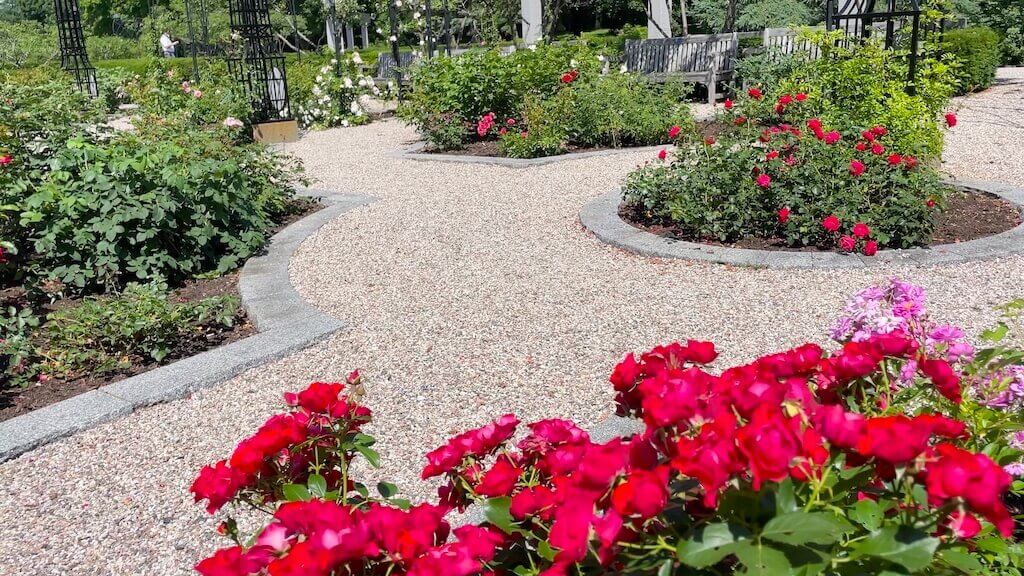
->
680, 0, 688, 36
724, 0, 738, 32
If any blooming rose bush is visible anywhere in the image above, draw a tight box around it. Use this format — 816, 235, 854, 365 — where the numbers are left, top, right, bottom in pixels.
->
623, 87, 952, 250
294, 55, 381, 130
192, 282, 1024, 576
397, 44, 692, 158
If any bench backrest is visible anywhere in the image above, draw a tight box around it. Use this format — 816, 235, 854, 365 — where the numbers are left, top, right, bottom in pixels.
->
762, 27, 825, 60
624, 34, 740, 75
376, 51, 420, 79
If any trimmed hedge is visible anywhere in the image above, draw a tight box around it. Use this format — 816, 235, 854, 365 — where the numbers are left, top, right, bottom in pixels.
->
943, 27, 1000, 94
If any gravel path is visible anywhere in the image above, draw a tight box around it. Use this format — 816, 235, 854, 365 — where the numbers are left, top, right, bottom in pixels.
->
2, 68, 1023, 576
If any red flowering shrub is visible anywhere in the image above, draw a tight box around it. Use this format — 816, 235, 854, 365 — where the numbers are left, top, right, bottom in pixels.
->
623, 87, 952, 250
193, 288, 1024, 575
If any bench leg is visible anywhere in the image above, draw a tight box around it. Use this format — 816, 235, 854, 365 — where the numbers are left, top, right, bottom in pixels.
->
707, 70, 717, 105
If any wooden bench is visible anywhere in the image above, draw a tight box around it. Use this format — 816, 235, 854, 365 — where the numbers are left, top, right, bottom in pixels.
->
624, 34, 743, 104
375, 51, 420, 85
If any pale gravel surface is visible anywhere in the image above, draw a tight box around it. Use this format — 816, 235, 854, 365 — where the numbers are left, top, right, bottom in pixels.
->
1, 69, 1023, 576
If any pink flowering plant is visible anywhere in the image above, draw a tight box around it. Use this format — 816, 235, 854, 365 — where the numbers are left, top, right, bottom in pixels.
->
193, 282, 1024, 576
624, 88, 950, 251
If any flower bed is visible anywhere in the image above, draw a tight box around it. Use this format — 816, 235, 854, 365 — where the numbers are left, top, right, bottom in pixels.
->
191, 280, 1024, 576
397, 45, 693, 159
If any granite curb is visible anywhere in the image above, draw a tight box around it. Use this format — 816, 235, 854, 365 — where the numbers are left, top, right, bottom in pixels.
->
580, 179, 1024, 269
0, 189, 374, 463
389, 141, 671, 168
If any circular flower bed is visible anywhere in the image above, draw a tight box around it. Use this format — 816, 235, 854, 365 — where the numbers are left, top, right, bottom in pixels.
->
623, 90, 962, 254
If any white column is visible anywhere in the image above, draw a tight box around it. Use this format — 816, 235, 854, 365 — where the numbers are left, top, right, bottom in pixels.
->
647, 0, 672, 39
521, 0, 542, 45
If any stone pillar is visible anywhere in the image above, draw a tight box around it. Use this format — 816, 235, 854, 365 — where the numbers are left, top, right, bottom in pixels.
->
521, 0, 542, 45
647, 0, 672, 39
345, 24, 356, 50
360, 14, 371, 49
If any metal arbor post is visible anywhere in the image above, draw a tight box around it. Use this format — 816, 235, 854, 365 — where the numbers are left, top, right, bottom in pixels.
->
185, 0, 201, 82
52, 0, 98, 97
228, 0, 294, 123
387, 0, 403, 94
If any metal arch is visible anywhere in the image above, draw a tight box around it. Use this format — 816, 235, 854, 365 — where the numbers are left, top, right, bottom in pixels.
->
227, 0, 294, 123
52, 0, 98, 98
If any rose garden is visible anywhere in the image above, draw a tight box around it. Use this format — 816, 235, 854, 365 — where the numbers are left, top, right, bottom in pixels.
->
2, 0, 1024, 574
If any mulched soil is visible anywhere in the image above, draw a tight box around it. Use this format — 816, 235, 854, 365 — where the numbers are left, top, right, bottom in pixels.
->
620, 190, 1022, 252
427, 140, 639, 158
0, 198, 322, 422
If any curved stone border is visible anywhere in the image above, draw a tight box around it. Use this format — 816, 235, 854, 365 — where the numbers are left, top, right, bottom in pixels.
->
580, 179, 1024, 269
389, 141, 671, 168
0, 189, 374, 463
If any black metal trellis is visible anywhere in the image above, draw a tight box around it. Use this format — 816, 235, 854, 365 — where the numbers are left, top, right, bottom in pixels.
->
387, 0, 403, 90
228, 0, 294, 123
53, 0, 98, 98
824, 0, 924, 91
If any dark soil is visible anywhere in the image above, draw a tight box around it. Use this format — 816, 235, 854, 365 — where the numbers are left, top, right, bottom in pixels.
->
0, 197, 322, 422
428, 140, 642, 158
620, 190, 1022, 252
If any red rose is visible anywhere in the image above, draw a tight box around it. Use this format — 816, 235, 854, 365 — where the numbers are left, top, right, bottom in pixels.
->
474, 455, 523, 497
822, 215, 841, 232
807, 118, 822, 131
871, 143, 885, 155
919, 357, 963, 403
824, 131, 841, 145
852, 222, 870, 238
506, 118, 516, 126
748, 87, 763, 100
926, 198, 936, 208
886, 153, 902, 166
668, 125, 681, 139
861, 130, 876, 142
849, 159, 865, 176
945, 113, 957, 127
777, 207, 790, 223
839, 235, 856, 252
778, 94, 793, 105
657, 149, 668, 160
0, 154, 11, 166
724, 98, 733, 109
795, 92, 807, 101
736, 406, 802, 489
704, 137, 715, 146
855, 142, 867, 152
756, 173, 771, 188
611, 467, 670, 520
904, 156, 918, 169
863, 240, 878, 256
734, 116, 746, 126
765, 150, 779, 161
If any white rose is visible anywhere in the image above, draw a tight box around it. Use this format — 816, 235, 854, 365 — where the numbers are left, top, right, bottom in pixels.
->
343, 77, 353, 88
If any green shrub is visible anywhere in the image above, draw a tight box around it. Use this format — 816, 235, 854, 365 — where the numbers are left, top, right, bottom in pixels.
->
292, 52, 383, 130
38, 282, 239, 380
0, 20, 56, 69
942, 27, 1001, 94
763, 31, 957, 159
86, 35, 149, 61
124, 60, 252, 128
0, 76, 302, 294
623, 93, 947, 250
401, 44, 692, 157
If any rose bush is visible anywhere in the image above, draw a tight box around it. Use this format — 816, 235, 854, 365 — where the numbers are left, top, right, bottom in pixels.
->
192, 281, 1024, 576
398, 44, 692, 158
293, 53, 383, 130
623, 88, 950, 250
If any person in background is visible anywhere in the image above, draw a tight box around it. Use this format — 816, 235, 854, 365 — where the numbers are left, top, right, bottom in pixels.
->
159, 32, 179, 58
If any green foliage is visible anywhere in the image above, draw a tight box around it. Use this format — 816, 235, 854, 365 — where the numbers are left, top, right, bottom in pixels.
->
623, 92, 947, 250
0, 75, 301, 295
291, 52, 382, 130
942, 27, 1001, 93
735, 50, 807, 89
123, 60, 252, 127
41, 282, 239, 374
774, 31, 956, 158
85, 34, 149, 61
401, 43, 692, 158
0, 20, 56, 69
2, 282, 239, 385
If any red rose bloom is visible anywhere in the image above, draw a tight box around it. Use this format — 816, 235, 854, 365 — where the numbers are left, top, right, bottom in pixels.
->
904, 156, 918, 169
795, 92, 807, 101
863, 240, 878, 256
839, 235, 856, 252
0, 154, 11, 166
824, 131, 841, 145
777, 207, 790, 223
871, 143, 885, 155
945, 113, 957, 127
887, 153, 903, 166
852, 222, 870, 238
756, 173, 771, 188
657, 149, 668, 160
748, 87, 763, 100
849, 159, 865, 176
724, 98, 733, 109
668, 125, 681, 139
822, 215, 841, 232
734, 116, 746, 126
855, 142, 867, 152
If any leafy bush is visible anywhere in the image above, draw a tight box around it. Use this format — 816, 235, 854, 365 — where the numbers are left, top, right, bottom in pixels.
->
190, 280, 1024, 576
1, 282, 239, 385
123, 61, 252, 128
0, 20, 56, 69
624, 89, 951, 250
0, 76, 302, 294
39, 282, 239, 377
943, 27, 1001, 94
292, 52, 382, 130
400, 44, 692, 157
735, 50, 807, 88
85, 35, 149, 61
773, 32, 957, 159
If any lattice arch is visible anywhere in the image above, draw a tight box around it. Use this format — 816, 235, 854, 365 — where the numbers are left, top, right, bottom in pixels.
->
227, 0, 294, 123
53, 0, 98, 97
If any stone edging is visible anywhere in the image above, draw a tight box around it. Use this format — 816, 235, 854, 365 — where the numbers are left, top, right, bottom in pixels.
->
580, 179, 1024, 269
0, 189, 373, 463
389, 141, 670, 168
